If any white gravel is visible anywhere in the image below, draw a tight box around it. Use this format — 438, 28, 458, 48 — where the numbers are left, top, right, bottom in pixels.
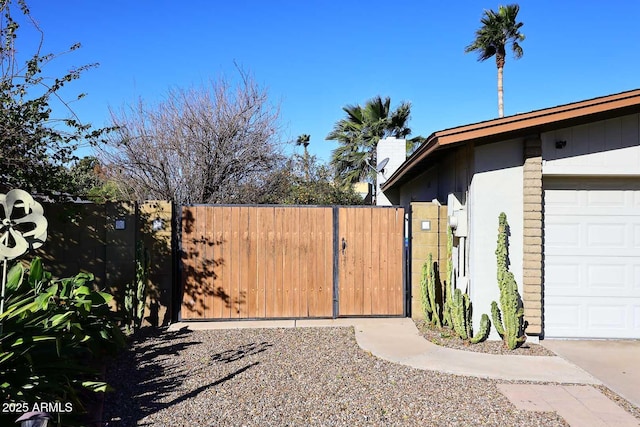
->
103, 327, 569, 426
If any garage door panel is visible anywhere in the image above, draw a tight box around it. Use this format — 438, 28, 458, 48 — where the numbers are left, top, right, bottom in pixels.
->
545, 302, 581, 331
586, 224, 627, 248
586, 190, 626, 207
545, 262, 581, 289
545, 297, 640, 338
546, 259, 639, 297
544, 179, 640, 338
545, 222, 580, 248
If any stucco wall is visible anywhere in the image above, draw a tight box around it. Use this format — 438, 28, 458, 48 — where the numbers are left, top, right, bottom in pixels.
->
469, 139, 524, 339
542, 113, 640, 175
399, 167, 440, 208
397, 149, 469, 208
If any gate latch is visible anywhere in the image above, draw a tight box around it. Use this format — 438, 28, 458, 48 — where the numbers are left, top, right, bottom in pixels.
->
341, 238, 347, 255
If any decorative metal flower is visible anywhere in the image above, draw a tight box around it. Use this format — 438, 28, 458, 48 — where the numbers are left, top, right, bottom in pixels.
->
0, 189, 48, 261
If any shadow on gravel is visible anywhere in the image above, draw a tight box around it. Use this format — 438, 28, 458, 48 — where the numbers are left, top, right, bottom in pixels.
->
210, 341, 273, 363
102, 327, 271, 426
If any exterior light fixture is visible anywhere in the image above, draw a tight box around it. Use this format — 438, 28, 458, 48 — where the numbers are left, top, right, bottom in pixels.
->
555, 140, 567, 149
152, 218, 164, 231
115, 218, 126, 230
15, 411, 52, 427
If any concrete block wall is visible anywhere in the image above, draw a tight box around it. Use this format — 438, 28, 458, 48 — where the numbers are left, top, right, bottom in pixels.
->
410, 202, 449, 319
35, 201, 174, 327
139, 201, 173, 326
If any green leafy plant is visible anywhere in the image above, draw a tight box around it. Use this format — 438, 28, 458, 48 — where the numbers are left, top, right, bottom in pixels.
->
0, 258, 126, 425
491, 212, 527, 349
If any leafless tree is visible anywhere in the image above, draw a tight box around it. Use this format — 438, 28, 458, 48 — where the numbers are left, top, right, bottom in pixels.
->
100, 72, 282, 205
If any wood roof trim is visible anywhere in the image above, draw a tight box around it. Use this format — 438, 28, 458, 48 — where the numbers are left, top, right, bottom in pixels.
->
382, 89, 640, 191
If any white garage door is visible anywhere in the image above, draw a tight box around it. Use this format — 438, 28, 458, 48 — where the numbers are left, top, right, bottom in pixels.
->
544, 178, 640, 338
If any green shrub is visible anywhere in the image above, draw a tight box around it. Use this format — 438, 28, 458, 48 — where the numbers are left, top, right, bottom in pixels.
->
0, 257, 126, 425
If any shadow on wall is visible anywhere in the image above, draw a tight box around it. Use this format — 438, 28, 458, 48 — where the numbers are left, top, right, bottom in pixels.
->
179, 207, 246, 319
34, 201, 174, 327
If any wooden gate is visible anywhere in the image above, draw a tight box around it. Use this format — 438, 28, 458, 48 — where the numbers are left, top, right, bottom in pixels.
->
180, 205, 404, 320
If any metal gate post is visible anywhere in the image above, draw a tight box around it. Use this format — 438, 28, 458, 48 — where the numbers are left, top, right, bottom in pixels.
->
332, 207, 340, 318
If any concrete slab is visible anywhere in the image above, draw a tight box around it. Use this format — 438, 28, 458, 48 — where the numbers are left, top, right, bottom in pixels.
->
498, 384, 639, 427
541, 340, 640, 408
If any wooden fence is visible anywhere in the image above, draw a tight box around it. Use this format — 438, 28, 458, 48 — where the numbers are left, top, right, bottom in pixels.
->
180, 205, 405, 320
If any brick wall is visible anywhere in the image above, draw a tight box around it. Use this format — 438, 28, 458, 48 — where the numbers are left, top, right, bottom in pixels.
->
522, 138, 543, 335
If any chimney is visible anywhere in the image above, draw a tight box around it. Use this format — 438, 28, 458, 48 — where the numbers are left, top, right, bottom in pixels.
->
375, 137, 407, 206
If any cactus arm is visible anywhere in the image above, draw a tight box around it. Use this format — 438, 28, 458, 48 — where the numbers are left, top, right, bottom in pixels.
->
442, 227, 454, 328
451, 288, 468, 340
427, 255, 441, 327
420, 259, 432, 319
491, 301, 505, 338
470, 314, 491, 344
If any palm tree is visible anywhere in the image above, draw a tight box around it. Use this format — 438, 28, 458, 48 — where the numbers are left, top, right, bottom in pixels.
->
326, 96, 411, 188
296, 134, 311, 180
465, 4, 525, 118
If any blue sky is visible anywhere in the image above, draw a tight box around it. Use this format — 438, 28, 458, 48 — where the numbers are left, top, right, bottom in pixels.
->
21, 0, 640, 163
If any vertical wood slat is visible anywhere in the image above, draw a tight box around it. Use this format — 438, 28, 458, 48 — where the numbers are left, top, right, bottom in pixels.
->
299, 208, 309, 317
265, 207, 276, 318
180, 207, 194, 319
256, 208, 267, 318
212, 208, 223, 318
229, 207, 239, 318
363, 208, 372, 315
371, 208, 381, 316
323, 208, 334, 316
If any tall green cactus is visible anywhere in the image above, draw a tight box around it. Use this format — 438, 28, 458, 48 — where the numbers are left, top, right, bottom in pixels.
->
442, 227, 454, 328
491, 213, 527, 350
124, 240, 150, 334
419, 257, 433, 321
420, 253, 441, 327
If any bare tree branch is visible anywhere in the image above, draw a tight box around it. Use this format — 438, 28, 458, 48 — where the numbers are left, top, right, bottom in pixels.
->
100, 71, 282, 205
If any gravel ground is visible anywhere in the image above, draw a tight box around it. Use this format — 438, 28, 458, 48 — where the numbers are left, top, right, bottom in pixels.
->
413, 319, 557, 356
103, 326, 572, 427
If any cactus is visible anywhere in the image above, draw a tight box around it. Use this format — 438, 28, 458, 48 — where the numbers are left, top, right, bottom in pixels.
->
420, 253, 441, 327
450, 287, 491, 343
124, 241, 150, 334
491, 213, 527, 350
419, 258, 433, 320
450, 288, 469, 340
470, 313, 491, 344
442, 226, 454, 328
